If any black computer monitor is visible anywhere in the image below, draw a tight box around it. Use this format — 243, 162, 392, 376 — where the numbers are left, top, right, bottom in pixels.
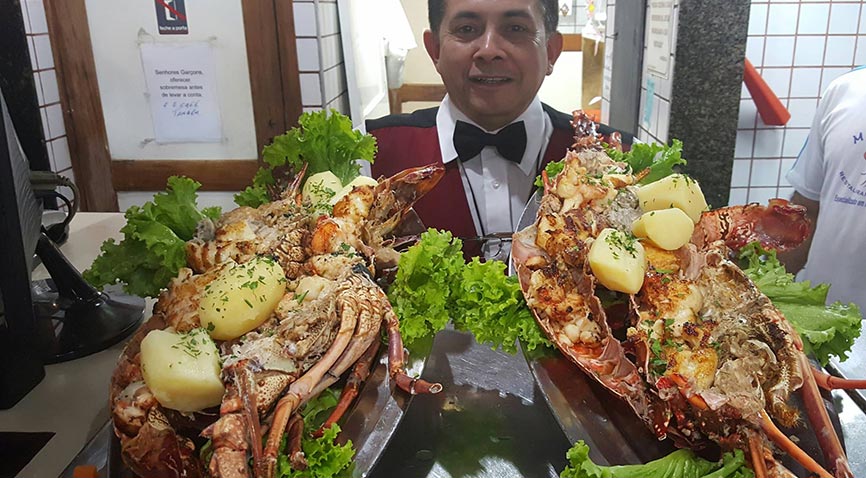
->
0, 90, 145, 409
0, 92, 46, 409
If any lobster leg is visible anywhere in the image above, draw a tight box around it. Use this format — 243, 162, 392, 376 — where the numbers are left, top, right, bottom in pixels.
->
383, 306, 442, 395
797, 355, 853, 478
759, 410, 833, 478
812, 367, 866, 390
257, 304, 358, 478
236, 364, 263, 467
314, 339, 381, 438
748, 433, 768, 478
285, 413, 307, 471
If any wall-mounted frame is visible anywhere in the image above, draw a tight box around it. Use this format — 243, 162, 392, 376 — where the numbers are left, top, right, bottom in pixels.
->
44, 0, 302, 210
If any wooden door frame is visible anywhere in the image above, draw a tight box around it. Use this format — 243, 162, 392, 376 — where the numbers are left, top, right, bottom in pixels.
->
44, 0, 302, 210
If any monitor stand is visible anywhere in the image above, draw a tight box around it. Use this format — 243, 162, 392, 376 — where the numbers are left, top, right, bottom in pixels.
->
32, 233, 144, 364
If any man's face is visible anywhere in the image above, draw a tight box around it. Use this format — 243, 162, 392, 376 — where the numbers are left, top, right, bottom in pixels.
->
424, 0, 563, 131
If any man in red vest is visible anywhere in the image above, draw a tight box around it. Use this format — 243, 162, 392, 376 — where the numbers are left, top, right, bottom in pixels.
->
367, 0, 631, 258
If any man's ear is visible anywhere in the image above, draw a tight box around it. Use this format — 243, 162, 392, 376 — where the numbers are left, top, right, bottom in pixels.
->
423, 29, 441, 69
546, 31, 564, 75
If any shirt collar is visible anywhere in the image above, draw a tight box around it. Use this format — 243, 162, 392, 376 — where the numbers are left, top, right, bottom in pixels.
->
437, 95, 545, 176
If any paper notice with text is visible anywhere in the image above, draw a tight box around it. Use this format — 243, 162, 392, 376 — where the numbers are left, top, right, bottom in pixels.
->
646, 1, 675, 79
140, 42, 222, 143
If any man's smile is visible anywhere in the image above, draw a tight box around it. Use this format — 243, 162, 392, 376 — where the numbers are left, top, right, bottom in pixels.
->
468, 76, 513, 85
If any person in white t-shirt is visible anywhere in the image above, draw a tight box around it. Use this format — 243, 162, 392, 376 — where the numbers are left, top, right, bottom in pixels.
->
782, 66, 866, 310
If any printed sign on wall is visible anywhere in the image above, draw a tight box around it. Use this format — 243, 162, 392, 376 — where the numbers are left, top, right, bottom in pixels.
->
646, 1, 674, 79
140, 42, 222, 143
155, 0, 188, 35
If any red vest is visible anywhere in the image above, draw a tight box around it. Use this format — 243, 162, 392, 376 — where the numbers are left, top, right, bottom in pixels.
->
368, 106, 575, 246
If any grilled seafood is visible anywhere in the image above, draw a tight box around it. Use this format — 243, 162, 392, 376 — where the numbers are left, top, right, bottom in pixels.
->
111, 164, 445, 478
512, 112, 850, 478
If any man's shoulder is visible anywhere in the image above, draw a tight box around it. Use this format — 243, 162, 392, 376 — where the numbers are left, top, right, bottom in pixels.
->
540, 103, 635, 145
541, 103, 573, 131
823, 67, 866, 102
366, 107, 439, 132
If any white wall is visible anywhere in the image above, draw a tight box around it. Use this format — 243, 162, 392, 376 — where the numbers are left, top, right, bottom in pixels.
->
396, 0, 584, 114
85, 0, 257, 161
731, 0, 866, 206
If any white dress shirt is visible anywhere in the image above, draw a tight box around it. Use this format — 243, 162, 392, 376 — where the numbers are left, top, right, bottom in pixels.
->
436, 95, 553, 258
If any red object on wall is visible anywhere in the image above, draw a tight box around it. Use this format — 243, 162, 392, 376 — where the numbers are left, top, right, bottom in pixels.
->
743, 58, 791, 126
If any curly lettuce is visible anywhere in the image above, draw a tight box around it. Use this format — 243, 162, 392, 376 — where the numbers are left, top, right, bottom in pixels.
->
535, 139, 686, 187
607, 139, 686, 185
277, 388, 355, 478
84, 176, 220, 297
560, 441, 753, 478
236, 110, 377, 207
452, 259, 551, 353
738, 243, 862, 365
389, 229, 550, 353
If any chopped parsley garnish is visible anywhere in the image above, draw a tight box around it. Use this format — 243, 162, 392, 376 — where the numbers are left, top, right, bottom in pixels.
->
604, 230, 639, 259
171, 328, 210, 359
307, 180, 337, 201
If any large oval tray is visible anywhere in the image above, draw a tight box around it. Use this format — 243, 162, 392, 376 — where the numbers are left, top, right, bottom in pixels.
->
107, 211, 433, 478
107, 338, 433, 478
512, 191, 844, 474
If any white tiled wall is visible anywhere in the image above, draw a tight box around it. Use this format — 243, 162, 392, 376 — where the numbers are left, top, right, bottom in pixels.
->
558, 0, 592, 35
18, 0, 74, 187
601, 0, 679, 143
294, 0, 349, 115
637, 1, 679, 145
732, 0, 865, 206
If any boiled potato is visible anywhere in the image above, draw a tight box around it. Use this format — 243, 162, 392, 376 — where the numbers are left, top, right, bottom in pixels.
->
199, 257, 287, 340
303, 171, 342, 206
329, 175, 378, 205
631, 208, 695, 251
635, 174, 708, 223
589, 228, 647, 294
140, 328, 225, 412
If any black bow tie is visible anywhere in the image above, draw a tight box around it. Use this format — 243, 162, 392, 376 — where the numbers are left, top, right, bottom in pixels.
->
453, 120, 527, 163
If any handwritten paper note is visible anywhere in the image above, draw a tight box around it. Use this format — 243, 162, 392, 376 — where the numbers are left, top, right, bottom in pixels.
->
140, 42, 221, 143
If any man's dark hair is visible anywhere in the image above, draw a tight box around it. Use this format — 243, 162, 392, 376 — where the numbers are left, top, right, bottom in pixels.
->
428, 0, 559, 36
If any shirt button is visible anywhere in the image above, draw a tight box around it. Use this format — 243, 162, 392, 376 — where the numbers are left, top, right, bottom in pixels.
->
492, 181, 501, 189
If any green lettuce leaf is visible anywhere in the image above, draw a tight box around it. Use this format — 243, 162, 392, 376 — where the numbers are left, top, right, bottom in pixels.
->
777, 302, 862, 364
389, 229, 549, 352
84, 176, 219, 297
607, 139, 687, 185
738, 242, 862, 365
276, 388, 355, 478
560, 441, 753, 478
277, 424, 354, 478
390, 229, 465, 344
534, 160, 566, 187
534, 139, 686, 187
452, 259, 551, 353
236, 110, 377, 208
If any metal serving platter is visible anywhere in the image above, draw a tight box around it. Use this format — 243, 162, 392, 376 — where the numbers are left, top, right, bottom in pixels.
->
97, 212, 433, 478
102, 338, 433, 478
511, 191, 846, 474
